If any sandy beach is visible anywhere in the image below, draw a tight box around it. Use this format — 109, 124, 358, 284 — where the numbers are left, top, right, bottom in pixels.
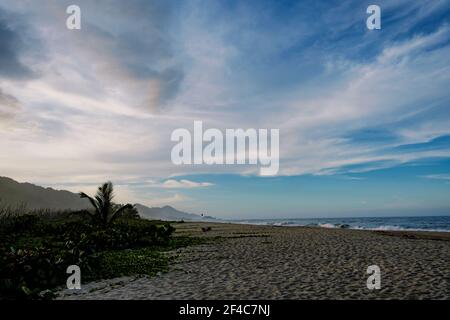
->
58, 222, 450, 300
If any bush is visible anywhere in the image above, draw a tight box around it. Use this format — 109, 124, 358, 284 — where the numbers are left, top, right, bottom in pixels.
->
0, 216, 176, 300
1, 246, 81, 299
0, 214, 41, 237
88, 248, 169, 280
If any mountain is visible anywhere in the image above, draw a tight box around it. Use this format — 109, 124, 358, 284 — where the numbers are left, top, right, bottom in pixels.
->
134, 203, 215, 221
0, 176, 89, 210
0, 176, 215, 220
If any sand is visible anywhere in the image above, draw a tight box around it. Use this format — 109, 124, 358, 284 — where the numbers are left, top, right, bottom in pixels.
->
57, 222, 450, 300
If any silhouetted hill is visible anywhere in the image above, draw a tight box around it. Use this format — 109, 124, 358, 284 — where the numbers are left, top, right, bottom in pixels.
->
0, 176, 89, 210
135, 203, 215, 221
0, 176, 216, 220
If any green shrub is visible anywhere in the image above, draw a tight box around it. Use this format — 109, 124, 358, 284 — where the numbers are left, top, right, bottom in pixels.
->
88, 248, 169, 280
0, 216, 177, 300
0, 214, 41, 237
0, 244, 90, 299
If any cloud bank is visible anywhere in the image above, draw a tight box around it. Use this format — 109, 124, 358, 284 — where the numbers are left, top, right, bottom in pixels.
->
0, 0, 449, 213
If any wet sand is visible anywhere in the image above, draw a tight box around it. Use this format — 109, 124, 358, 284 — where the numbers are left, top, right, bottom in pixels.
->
58, 222, 450, 300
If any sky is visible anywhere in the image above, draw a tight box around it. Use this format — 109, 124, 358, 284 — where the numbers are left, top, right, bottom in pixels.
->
0, 0, 449, 219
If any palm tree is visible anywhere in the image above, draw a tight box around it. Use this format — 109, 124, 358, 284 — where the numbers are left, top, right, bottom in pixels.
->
79, 182, 134, 226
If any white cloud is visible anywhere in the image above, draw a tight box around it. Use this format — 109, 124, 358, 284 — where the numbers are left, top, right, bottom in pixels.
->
161, 179, 214, 189
272, 25, 450, 175
0, 0, 449, 211
421, 174, 450, 181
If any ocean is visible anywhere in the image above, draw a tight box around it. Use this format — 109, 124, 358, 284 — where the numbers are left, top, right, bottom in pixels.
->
232, 215, 450, 232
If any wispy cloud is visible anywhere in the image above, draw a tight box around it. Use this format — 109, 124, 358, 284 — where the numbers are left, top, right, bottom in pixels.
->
421, 174, 450, 181
161, 179, 214, 189
0, 0, 449, 216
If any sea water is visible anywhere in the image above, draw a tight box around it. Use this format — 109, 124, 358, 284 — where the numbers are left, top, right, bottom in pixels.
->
232, 216, 450, 232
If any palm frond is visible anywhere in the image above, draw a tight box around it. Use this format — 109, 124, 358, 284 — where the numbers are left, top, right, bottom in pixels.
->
79, 182, 132, 226
109, 204, 134, 223
79, 192, 100, 215
94, 195, 104, 211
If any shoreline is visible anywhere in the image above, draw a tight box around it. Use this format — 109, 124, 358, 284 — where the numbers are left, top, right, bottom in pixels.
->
58, 222, 450, 300
180, 220, 450, 241
218, 217, 450, 234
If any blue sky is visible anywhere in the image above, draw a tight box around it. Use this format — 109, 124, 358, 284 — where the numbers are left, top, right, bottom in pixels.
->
0, 0, 449, 218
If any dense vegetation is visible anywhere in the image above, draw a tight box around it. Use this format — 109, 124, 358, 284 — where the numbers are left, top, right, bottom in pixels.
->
0, 182, 202, 300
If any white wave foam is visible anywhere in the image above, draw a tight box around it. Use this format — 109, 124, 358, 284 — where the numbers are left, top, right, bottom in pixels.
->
351, 225, 450, 232
232, 220, 450, 233
318, 223, 338, 229
315, 224, 450, 232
